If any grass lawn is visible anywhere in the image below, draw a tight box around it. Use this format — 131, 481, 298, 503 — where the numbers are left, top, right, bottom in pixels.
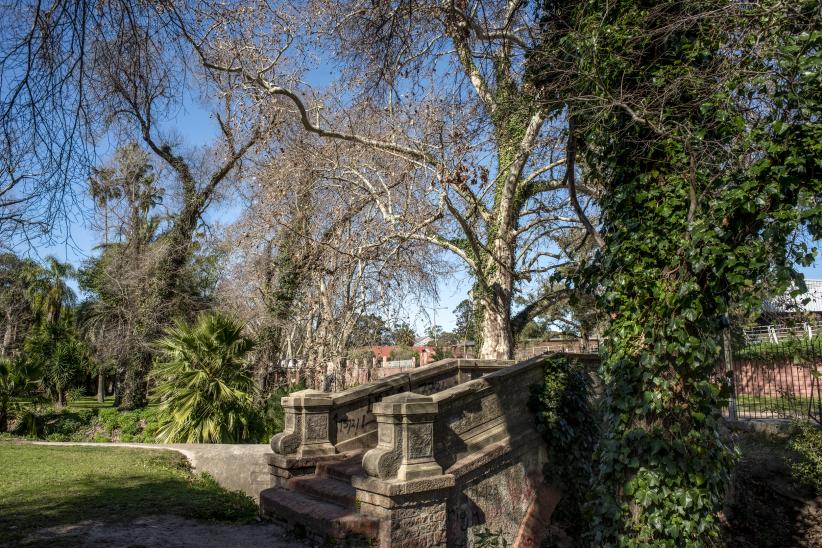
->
64, 396, 115, 410
0, 443, 257, 546
734, 394, 820, 418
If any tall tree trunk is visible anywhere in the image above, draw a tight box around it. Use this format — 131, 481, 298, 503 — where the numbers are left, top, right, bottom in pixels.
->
477, 234, 515, 360
96, 370, 105, 402
477, 262, 514, 360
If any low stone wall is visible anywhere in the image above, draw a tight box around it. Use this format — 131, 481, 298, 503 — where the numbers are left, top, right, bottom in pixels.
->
32, 441, 271, 501
328, 359, 510, 452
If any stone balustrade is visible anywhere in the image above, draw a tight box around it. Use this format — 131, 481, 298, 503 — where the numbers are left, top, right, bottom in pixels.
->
361, 392, 442, 481
263, 352, 601, 547
269, 358, 509, 465
270, 389, 336, 459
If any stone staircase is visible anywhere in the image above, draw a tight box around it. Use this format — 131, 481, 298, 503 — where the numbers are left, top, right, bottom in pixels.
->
258, 355, 600, 547
260, 451, 379, 545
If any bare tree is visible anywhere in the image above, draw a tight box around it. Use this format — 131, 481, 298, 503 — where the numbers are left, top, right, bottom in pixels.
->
175, 0, 598, 358
0, 2, 292, 406
218, 132, 441, 388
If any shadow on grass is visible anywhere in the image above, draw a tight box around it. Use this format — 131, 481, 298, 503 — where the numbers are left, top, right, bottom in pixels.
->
0, 445, 257, 546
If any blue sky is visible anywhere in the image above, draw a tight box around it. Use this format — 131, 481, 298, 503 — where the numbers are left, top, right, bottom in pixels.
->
34, 73, 822, 335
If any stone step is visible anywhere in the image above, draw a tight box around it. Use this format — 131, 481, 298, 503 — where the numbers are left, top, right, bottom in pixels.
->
316, 452, 366, 482
289, 475, 357, 508
260, 487, 379, 543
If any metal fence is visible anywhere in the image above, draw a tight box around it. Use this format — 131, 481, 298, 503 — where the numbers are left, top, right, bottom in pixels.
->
726, 337, 822, 424
741, 321, 822, 344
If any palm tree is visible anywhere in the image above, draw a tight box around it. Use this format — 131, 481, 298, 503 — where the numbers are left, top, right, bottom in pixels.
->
152, 311, 261, 443
0, 356, 41, 432
24, 257, 76, 329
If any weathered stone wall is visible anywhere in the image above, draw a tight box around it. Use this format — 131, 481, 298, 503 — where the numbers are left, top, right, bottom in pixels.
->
328, 359, 507, 452
432, 358, 544, 470
445, 434, 558, 547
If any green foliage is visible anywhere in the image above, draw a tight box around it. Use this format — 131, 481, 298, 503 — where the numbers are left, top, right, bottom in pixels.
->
0, 356, 41, 432
789, 423, 822, 494
0, 444, 257, 546
531, 0, 822, 543
152, 311, 262, 443
93, 407, 160, 441
13, 407, 98, 440
263, 382, 306, 437
98, 407, 120, 433
388, 346, 419, 362
530, 356, 598, 539
734, 337, 822, 361
453, 299, 478, 343
475, 527, 510, 548
23, 323, 90, 405
65, 387, 86, 405
346, 347, 376, 361
431, 346, 454, 361
392, 323, 416, 347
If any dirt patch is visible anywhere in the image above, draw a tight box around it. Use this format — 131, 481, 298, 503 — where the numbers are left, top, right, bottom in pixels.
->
722, 428, 822, 547
22, 515, 317, 548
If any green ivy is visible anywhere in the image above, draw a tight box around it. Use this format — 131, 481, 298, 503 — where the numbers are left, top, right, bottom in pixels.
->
531, 0, 822, 544
530, 356, 598, 540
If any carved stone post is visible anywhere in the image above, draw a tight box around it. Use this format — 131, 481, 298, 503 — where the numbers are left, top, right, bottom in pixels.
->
270, 389, 336, 459
362, 392, 442, 481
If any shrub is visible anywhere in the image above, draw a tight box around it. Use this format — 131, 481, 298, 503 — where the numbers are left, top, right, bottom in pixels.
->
137, 408, 161, 442
790, 422, 822, 494
346, 347, 376, 361
152, 312, 262, 443
65, 387, 86, 405
530, 356, 598, 540
98, 408, 119, 433
118, 412, 139, 436
388, 346, 419, 361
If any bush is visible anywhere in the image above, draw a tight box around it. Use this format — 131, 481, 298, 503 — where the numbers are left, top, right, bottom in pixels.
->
137, 408, 161, 442
388, 346, 419, 361
152, 312, 262, 443
65, 387, 86, 405
530, 356, 598, 540
118, 412, 139, 436
346, 347, 376, 361
790, 422, 822, 494
98, 408, 119, 434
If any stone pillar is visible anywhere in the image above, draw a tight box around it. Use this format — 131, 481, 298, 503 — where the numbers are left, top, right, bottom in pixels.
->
355, 393, 452, 547
268, 389, 337, 486
270, 389, 336, 459
362, 392, 442, 481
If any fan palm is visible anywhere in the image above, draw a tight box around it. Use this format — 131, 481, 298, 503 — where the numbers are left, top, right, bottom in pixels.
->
152, 312, 260, 443
0, 356, 41, 432
24, 257, 76, 328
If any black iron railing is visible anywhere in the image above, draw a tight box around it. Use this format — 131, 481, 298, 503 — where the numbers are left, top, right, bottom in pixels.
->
726, 338, 822, 424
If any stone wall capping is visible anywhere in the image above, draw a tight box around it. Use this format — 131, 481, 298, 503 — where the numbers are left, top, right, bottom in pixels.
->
283, 388, 334, 407
352, 473, 455, 497
267, 451, 348, 471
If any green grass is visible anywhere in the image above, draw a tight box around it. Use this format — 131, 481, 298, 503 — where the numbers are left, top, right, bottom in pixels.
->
0, 443, 257, 546
65, 396, 115, 410
735, 394, 819, 415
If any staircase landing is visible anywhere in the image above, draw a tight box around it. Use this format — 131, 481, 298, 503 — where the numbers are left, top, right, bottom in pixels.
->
259, 452, 379, 545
